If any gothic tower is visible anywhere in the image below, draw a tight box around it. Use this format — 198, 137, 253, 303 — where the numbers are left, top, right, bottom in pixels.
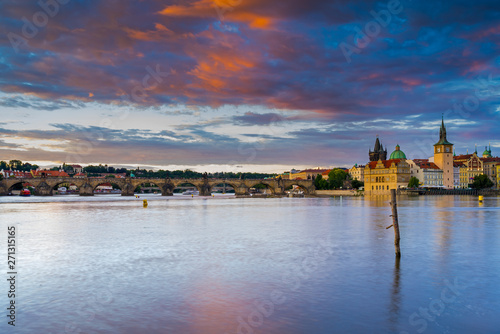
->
433, 116, 454, 189
369, 137, 387, 162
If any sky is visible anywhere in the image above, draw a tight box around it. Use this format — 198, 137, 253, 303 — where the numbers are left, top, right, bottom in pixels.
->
0, 0, 499, 173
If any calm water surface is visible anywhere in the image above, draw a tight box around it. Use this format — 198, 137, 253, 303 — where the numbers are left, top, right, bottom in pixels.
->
1, 195, 499, 334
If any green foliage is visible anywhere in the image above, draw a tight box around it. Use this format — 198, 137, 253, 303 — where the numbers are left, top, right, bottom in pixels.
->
3, 161, 276, 180
83, 164, 109, 174
1, 160, 38, 172
351, 179, 364, 189
9, 160, 22, 169
0, 174, 3, 181
328, 169, 349, 189
62, 164, 74, 174
408, 176, 420, 188
471, 174, 494, 189
314, 174, 329, 190
105, 175, 116, 178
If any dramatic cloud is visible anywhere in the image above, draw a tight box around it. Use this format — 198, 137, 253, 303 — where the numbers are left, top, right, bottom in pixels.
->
0, 0, 499, 169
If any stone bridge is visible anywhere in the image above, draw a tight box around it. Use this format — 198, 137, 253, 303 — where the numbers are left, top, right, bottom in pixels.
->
0, 177, 315, 196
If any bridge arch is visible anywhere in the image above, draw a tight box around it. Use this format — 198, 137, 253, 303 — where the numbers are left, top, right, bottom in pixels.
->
284, 183, 310, 195
208, 181, 238, 194
172, 182, 202, 195
50, 181, 82, 195
92, 181, 123, 194
7, 180, 36, 194
133, 181, 163, 195
248, 182, 275, 195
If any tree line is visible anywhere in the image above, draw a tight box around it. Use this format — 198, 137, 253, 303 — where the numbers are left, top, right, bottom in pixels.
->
0, 160, 39, 172
314, 169, 364, 190
0, 160, 276, 179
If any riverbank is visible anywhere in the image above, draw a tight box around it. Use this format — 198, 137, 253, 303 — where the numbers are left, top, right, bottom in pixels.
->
315, 189, 362, 197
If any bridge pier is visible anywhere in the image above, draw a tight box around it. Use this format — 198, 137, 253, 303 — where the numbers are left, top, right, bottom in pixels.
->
35, 181, 53, 196
235, 187, 249, 196
0, 186, 8, 196
161, 182, 174, 196
79, 183, 94, 196
199, 183, 211, 197
121, 183, 135, 196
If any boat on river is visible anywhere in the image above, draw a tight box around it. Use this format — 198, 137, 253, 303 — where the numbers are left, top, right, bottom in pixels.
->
19, 189, 31, 197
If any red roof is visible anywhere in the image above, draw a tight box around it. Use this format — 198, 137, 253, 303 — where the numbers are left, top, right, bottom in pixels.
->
32, 170, 69, 177
480, 157, 500, 163
321, 169, 332, 175
2, 171, 32, 178
413, 160, 440, 169
454, 154, 473, 160
367, 159, 402, 169
300, 169, 329, 173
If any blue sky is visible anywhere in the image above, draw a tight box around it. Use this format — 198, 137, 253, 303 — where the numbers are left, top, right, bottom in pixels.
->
0, 0, 499, 172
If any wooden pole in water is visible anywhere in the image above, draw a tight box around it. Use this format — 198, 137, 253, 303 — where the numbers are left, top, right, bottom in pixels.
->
390, 189, 401, 257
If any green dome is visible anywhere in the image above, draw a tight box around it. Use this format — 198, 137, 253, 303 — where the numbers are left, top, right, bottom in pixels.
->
390, 144, 407, 160
482, 146, 491, 157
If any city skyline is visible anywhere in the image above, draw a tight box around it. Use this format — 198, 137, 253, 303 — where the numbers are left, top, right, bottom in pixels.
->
1, 0, 499, 173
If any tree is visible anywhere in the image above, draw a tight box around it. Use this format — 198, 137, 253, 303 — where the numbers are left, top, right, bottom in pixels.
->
314, 174, 322, 189
351, 179, 364, 189
328, 169, 349, 189
63, 164, 74, 174
471, 174, 494, 189
8, 160, 22, 170
314, 174, 329, 190
408, 176, 420, 188
0, 173, 3, 181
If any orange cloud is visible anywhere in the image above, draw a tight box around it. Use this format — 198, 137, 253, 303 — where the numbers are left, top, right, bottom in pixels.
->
125, 24, 174, 41
159, 0, 275, 30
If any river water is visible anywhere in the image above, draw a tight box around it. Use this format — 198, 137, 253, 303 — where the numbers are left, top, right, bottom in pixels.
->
0, 195, 499, 334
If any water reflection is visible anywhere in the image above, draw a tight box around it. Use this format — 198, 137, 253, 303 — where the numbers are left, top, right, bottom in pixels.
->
0, 196, 499, 333
389, 256, 401, 332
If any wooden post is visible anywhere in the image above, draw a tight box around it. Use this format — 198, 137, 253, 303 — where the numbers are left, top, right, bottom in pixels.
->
390, 189, 401, 257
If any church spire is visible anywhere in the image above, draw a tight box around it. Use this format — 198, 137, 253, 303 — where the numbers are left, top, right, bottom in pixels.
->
434, 115, 453, 146
374, 137, 381, 152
